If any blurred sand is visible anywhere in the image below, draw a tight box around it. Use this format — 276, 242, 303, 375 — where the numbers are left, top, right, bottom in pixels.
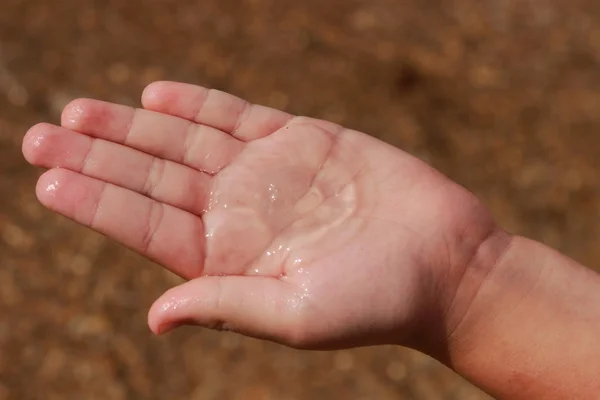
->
1, 0, 600, 398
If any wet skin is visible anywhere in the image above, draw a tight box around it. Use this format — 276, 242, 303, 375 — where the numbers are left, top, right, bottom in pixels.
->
22, 81, 497, 352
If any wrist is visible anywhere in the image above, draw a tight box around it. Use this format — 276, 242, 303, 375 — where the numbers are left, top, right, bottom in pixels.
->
442, 235, 600, 399
412, 226, 514, 362
399, 188, 513, 358
444, 227, 515, 351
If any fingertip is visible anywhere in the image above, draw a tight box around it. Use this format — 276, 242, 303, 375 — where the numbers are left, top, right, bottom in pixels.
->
148, 317, 182, 336
141, 81, 170, 108
61, 99, 83, 128
147, 313, 163, 335
22, 123, 50, 164
147, 278, 222, 335
35, 168, 66, 206
34, 169, 102, 223
147, 291, 182, 335
61, 98, 95, 130
147, 297, 164, 334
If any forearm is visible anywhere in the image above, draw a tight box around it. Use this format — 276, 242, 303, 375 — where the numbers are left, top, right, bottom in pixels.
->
447, 234, 600, 399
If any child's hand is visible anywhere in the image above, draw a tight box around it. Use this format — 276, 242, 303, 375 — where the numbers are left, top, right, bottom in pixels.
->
23, 82, 600, 399
22, 82, 503, 353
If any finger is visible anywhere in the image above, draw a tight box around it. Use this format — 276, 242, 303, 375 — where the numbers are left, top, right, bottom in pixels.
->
142, 81, 293, 141
148, 275, 301, 344
61, 98, 243, 174
36, 168, 204, 279
23, 123, 210, 216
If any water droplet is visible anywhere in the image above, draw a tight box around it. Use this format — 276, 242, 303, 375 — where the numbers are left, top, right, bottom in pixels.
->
268, 183, 279, 204
45, 180, 60, 194
161, 296, 189, 312
32, 134, 45, 148
64, 104, 84, 126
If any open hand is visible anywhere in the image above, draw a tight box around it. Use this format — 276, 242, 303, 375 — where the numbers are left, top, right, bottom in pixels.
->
23, 82, 498, 352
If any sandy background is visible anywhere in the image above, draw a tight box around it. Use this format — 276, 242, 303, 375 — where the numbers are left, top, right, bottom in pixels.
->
1, 0, 600, 398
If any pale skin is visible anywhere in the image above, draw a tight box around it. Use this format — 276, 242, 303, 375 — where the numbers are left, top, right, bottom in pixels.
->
22, 82, 600, 399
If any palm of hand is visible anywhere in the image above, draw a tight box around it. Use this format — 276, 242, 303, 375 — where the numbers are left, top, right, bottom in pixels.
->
200, 118, 361, 279
23, 82, 488, 349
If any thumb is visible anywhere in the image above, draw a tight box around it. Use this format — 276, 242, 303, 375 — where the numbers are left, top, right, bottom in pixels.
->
148, 275, 300, 343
